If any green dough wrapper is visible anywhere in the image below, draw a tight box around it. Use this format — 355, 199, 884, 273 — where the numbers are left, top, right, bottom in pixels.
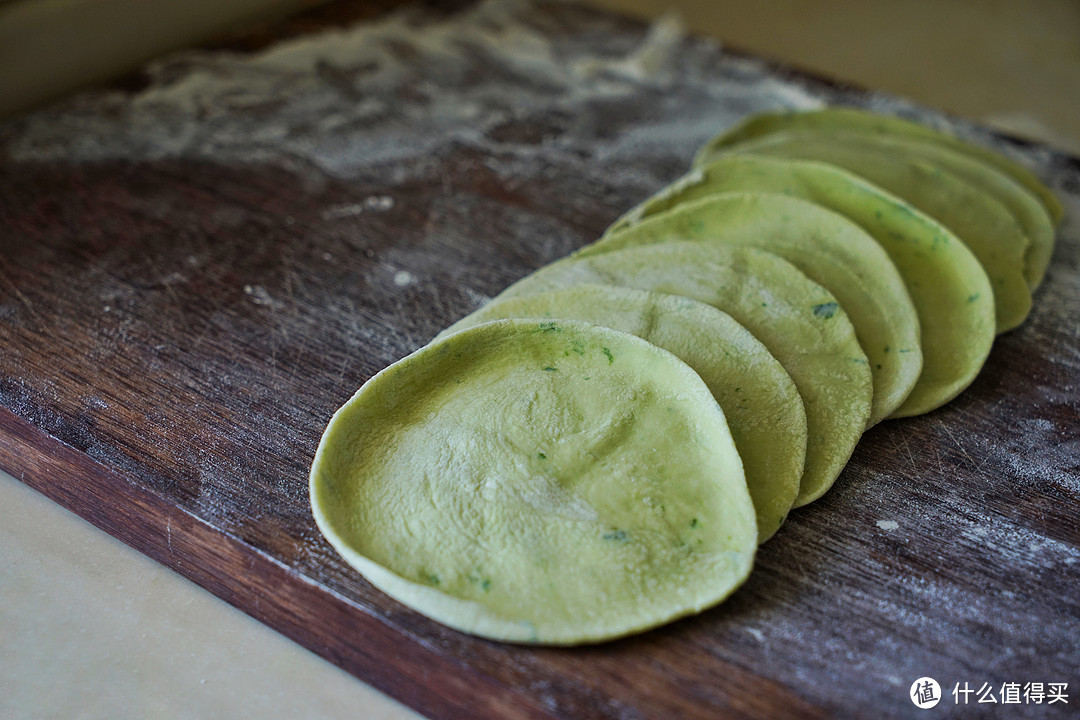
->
699, 106, 1063, 229
442, 284, 808, 542
705, 128, 1055, 291
862, 134, 1054, 290
590, 191, 920, 424
609, 156, 996, 418
490, 242, 872, 507
311, 319, 757, 645
695, 130, 1036, 331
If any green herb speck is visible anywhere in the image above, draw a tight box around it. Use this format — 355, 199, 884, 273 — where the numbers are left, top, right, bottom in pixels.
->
690, 518, 700, 529
602, 347, 614, 364
813, 302, 839, 319
603, 529, 628, 542
537, 452, 547, 460
537, 322, 562, 333
967, 293, 980, 303
543, 366, 558, 372
482, 579, 492, 592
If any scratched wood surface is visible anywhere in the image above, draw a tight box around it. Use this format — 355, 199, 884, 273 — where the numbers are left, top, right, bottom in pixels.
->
1, 1, 1078, 717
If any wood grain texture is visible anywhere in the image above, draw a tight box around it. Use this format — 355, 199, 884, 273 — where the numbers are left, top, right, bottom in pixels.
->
1, 0, 1078, 717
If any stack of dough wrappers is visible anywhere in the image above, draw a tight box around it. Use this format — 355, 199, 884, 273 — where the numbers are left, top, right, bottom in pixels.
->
310, 108, 1062, 645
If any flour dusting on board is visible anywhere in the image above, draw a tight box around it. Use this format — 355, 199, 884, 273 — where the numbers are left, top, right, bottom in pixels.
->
2, 0, 820, 184
2, 0, 1068, 195
393, 270, 417, 287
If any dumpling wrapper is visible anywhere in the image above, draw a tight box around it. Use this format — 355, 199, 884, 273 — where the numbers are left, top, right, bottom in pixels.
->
699, 106, 1063, 229
441, 284, 808, 542
702, 127, 1054, 291
310, 319, 757, 645
695, 130, 1035, 331
488, 242, 872, 506
589, 191, 920, 424
608, 156, 996, 417
856, 134, 1054, 290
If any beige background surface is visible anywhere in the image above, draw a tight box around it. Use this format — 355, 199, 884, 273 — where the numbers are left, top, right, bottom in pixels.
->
591, 0, 1080, 155
1, 1, 1078, 719
0, 470, 422, 720
0, 0, 319, 119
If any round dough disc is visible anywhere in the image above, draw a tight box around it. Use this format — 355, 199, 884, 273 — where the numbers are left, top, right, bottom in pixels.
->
696, 130, 1033, 332
698, 106, 1063, 233
442, 284, 808, 542
311, 319, 757, 645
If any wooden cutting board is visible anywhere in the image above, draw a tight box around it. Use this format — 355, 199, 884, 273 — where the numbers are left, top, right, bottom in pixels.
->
1, 0, 1078, 717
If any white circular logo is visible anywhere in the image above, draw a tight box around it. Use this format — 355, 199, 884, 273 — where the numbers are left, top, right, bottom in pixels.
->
910, 677, 942, 709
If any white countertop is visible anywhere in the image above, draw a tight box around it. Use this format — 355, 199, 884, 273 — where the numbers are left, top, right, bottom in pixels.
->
0, 470, 421, 720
